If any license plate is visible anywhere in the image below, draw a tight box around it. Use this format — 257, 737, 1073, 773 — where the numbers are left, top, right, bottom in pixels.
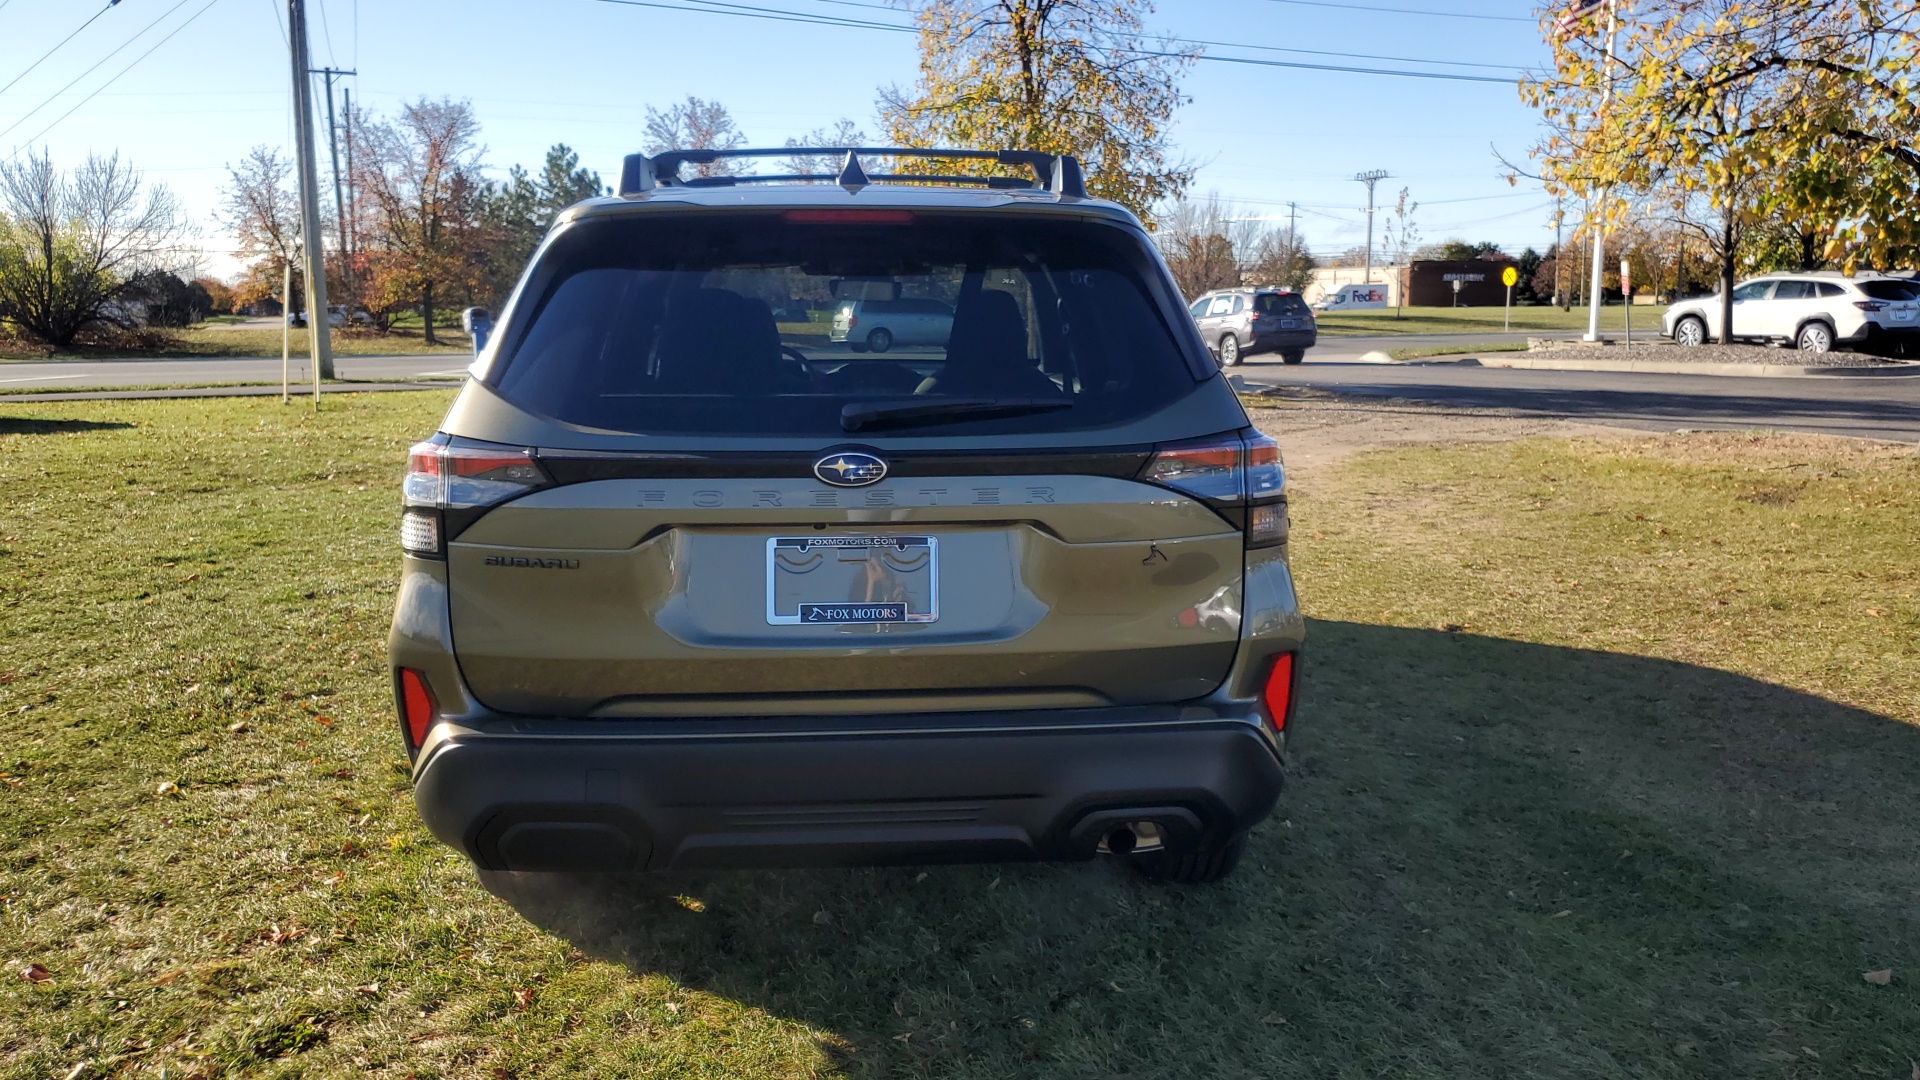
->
1279, 319, 1298, 329
1892, 308, 1914, 321
766, 536, 939, 625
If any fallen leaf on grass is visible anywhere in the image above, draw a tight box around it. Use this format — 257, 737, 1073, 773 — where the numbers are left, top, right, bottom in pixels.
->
151, 970, 182, 986
1551, 910, 1573, 918
512, 987, 535, 1008
1863, 969, 1892, 985
263, 924, 307, 945
21, 962, 52, 983
312, 716, 334, 728
226, 720, 248, 734
155, 781, 178, 797
811, 910, 830, 925
1262, 1013, 1288, 1026
355, 982, 381, 997
1865, 608, 1884, 618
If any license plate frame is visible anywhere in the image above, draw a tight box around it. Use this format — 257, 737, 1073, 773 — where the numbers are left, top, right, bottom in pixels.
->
766, 535, 940, 625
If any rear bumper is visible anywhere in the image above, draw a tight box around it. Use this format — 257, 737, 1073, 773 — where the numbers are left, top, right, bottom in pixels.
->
412, 707, 1285, 872
1855, 322, 1920, 352
1251, 330, 1316, 352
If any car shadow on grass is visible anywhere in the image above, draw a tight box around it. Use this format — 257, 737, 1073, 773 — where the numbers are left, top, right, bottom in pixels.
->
0, 417, 134, 435
479, 619, 1919, 1078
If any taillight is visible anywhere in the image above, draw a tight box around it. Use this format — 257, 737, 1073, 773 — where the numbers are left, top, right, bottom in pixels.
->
1853, 300, 1887, 311
1262, 653, 1295, 732
398, 668, 436, 750
1140, 431, 1289, 548
401, 437, 552, 557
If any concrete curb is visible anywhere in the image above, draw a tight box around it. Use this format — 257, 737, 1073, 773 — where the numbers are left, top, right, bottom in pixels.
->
0, 381, 459, 403
1351, 348, 1920, 378
1475, 355, 1920, 378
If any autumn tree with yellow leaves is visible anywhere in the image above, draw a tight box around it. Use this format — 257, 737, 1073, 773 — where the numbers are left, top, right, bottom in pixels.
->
1523, 0, 1919, 339
880, 0, 1193, 226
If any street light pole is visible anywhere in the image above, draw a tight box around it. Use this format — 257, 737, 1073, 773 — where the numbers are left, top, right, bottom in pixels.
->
1355, 169, 1389, 286
1582, 0, 1619, 342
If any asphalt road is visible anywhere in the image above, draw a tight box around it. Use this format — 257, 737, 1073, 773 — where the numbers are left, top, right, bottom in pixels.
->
1234, 355, 1920, 443
0, 334, 1555, 389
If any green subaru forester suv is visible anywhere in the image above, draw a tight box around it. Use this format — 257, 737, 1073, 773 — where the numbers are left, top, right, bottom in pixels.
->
388, 147, 1303, 885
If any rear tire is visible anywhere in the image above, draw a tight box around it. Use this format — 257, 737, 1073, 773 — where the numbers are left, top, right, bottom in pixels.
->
1796, 321, 1833, 354
1217, 334, 1242, 367
866, 327, 893, 353
1132, 832, 1248, 885
1281, 348, 1305, 365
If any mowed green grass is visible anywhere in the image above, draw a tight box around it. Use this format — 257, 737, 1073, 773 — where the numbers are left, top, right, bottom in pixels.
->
2, 395, 1917, 1078
1317, 303, 1650, 336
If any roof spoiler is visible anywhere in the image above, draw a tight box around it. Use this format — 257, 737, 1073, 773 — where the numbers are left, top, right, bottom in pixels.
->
617, 147, 1087, 199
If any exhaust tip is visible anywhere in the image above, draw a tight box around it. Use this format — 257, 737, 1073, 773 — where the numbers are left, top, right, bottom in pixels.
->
1096, 820, 1166, 856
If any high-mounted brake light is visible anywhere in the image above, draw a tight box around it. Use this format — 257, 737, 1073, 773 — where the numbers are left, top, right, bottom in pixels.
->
398, 668, 436, 749
1139, 431, 1289, 548
783, 209, 917, 225
401, 438, 552, 557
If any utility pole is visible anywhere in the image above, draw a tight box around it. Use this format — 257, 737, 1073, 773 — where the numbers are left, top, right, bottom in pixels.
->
288, 0, 333, 380
1355, 170, 1389, 285
313, 66, 355, 315
1286, 201, 1298, 285
1552, 198, 1565, 309
1583, 0, 1619, 341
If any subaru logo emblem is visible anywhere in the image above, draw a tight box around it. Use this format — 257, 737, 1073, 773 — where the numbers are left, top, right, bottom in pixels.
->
814, 451, 888, 487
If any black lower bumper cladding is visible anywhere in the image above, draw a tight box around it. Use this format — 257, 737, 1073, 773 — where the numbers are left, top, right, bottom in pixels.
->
413, 711, 1285, 872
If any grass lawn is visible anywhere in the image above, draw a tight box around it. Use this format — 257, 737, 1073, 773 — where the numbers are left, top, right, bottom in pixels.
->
2, 396, 1916, 1077
1383, 342, 1530, 361
1318, 304, 1655, 336
0, 327, 469, 362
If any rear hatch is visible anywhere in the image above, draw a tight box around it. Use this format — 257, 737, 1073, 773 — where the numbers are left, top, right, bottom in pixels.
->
1860, 280, 1920, 328
1253, 292, 1313, 333
422, 209, 1267, 717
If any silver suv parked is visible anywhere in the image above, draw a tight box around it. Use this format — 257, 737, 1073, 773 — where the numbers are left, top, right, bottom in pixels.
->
1188, 287, 1317, 366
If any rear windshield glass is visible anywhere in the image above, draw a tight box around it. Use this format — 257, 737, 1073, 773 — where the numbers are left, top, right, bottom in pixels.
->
1860, 280, 1918, 301
490, 214, 1201, 437
1255, 293, 1310, 316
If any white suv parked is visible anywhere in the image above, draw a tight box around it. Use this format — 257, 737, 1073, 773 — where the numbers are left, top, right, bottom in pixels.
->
1662, 273, 1920, 354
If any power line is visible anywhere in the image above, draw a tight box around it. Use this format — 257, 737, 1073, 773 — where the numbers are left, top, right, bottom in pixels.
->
5, 0, 225, 159
0, 0, 198, 145
591, 0, 1525, 84
1254, 0, 1532, 23
0, 0, 123, 100
771, 0, 1520, 70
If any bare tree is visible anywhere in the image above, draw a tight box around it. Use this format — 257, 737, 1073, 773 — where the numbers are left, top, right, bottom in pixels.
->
219, 146, 306, 313
783, 119, 868, 178
642, 96, 748, 177
0, 151, 190, 346
1381, 188, 1419, 316
1157, 193, 1266, 298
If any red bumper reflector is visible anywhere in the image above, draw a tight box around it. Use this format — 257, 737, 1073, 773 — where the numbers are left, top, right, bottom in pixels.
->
1262, 653, 1295, 732
399, 668, 436, 748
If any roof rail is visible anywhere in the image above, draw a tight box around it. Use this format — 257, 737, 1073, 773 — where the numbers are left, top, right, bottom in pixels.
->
616, 147, 1087, 199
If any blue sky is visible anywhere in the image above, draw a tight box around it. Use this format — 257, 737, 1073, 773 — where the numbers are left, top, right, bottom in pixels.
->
0, 0, 1561, 276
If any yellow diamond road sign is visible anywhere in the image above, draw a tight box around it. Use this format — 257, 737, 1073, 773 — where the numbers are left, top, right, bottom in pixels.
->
1502, 266, 1519, 288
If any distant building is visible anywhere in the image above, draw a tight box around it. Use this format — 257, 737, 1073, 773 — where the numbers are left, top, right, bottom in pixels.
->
1405, 258, 1516, 307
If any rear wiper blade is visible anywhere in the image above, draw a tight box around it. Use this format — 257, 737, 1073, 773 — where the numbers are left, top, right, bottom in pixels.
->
840, 398, 1071, 433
